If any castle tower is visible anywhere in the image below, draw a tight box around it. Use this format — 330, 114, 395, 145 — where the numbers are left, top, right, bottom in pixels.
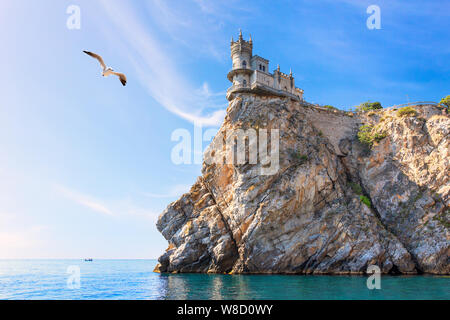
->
231, 29, 252, 69
227, 30, 253, 88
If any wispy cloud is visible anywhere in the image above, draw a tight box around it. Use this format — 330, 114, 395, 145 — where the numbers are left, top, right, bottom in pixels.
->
55, 184, 161, 222
144, 0, 254, 60
56, 185, 114, 216
98, 0, 228, 126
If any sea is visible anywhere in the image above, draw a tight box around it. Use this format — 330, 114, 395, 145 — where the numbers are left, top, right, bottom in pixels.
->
0, 259, 448, 300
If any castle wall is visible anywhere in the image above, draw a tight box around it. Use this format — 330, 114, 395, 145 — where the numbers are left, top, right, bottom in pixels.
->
273, 73, 293, 93
252, 70, 274, 87
251, 56, 269, 73
232, 73, 251, 87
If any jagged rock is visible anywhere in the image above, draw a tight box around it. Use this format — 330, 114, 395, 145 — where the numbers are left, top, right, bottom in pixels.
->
343, 109, 449, 274
155, 94, 449, 274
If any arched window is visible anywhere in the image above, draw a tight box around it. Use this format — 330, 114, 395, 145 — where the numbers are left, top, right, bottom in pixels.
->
242, 60, 247, 69
243, 80, 247, 87
262, 66, 266, 72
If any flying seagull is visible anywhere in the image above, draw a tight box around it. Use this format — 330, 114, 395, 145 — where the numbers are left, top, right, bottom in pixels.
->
83, 51, 127, 86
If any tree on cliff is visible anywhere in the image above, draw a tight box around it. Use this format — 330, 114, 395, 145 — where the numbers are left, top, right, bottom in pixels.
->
440, 95, 450, 108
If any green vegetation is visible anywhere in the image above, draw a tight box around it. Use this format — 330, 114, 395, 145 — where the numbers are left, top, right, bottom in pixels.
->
349, 182, 363, 195
297, 154, 308, 164
379, 115, 392, 123
356, 101, 382, 112
360, 195, 371, 208
348, 182, 371, 208
439, 95, 450, 108
323, 105, 337, 110
357, 125, 373, 146
357, 125, 387, 148
397, 107, 418, 117
290, 150, 308, 165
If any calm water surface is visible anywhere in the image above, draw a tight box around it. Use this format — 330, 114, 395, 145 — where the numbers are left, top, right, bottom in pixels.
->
0, 259, 448, 300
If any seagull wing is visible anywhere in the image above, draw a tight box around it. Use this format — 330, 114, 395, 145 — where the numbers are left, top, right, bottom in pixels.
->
83, 51, 106, 70
111, 72, 127, 86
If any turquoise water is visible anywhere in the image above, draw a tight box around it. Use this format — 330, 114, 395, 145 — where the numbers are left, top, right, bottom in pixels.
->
0, 259, 448, 300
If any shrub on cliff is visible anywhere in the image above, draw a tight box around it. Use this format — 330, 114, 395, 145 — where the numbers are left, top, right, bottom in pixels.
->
360, 195, 371, 208
357, 125, 387, 148
356, 101, 382, 112
297, 154, 308, 165
357, 125, 373, 146
439, 95, 450, 108
349, 182, 363, 195
289, 150, 309, 165
397, 107, 417, 117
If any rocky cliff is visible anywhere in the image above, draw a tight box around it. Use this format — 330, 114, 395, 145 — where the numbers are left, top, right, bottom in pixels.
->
155, 94, 449, 274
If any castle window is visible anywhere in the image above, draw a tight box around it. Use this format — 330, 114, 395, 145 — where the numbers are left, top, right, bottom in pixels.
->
259, 64, 262, 70
242, 60, 247, 69
262, 65, 266, 72
243, 80, 247, 87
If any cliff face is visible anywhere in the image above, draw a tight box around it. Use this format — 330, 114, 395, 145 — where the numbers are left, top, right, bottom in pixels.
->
155, 95, 449, 274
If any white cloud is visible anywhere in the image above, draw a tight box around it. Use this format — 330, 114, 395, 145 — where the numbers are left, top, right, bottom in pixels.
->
55, 184, 161, 222
145, 0, 253, 59
98, 0, 228, 126
56, 185, 114, 216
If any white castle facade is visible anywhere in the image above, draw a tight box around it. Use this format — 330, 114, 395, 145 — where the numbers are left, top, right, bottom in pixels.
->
226, 30, 304, 101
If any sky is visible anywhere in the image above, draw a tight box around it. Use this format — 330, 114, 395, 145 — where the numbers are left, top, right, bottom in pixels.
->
0, 0, 448, 259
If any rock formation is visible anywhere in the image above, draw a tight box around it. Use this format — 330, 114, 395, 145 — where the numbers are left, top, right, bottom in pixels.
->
155, 94, 449, 274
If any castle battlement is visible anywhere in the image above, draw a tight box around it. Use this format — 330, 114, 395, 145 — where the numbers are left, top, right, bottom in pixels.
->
226, 31, 304, 101
277, 71, 292, 79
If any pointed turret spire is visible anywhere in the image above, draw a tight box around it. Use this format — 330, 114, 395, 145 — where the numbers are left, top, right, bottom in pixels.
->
231, 36, 234, 44
239, 29, 243, 41
249, 34, 252, 44
290, 68, 293, 76
277, 64, 280, 72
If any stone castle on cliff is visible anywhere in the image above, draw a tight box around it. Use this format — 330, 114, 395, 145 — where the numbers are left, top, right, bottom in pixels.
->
226, 30, 304, 101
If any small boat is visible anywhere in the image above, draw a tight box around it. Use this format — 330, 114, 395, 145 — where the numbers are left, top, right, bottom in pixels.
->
84, 258, 93, 262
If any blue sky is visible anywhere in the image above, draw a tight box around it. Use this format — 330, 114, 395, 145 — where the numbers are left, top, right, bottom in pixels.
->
0, 0, 448, 258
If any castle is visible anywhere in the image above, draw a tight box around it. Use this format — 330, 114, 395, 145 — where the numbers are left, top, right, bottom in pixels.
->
226, 30, 304, 101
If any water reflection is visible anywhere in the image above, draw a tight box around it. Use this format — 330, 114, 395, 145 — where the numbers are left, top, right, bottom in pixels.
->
155, 272, 450, 300
211, 276, 223, 300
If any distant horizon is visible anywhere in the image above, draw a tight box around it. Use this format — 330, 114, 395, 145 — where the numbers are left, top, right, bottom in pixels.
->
0, 258, 158, 260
